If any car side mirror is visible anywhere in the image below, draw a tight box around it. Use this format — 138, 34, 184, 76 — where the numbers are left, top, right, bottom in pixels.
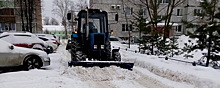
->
67, 13, 72, 20
9, 45, 14, 50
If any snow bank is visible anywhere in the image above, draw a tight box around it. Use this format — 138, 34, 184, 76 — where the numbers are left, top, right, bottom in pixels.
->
110, 35, 220, 88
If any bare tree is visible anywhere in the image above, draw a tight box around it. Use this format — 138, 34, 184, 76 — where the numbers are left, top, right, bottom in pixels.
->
75, 0, 87, 10
15, 0, 40, 32
52, 0, 75, 39
43, 17, 50, 25
50, 17, 59, 25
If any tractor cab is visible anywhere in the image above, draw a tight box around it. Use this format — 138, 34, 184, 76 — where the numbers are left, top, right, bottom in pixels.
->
77, 9, 108, 36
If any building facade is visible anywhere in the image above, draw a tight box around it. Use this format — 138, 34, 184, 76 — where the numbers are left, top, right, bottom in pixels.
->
0, 0, 42, 33
90, 0, 212, 38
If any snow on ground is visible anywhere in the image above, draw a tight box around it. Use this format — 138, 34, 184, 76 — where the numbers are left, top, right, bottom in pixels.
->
1, 36, 220, 88
112, 35, 220, 88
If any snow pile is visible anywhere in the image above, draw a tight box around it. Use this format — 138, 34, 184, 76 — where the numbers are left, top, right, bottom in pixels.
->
63, 66, 138, 81
111, 35, 220, 88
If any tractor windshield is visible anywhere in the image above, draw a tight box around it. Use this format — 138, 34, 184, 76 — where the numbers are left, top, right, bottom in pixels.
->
79, 13, 107, 34
81, 18, 100, 33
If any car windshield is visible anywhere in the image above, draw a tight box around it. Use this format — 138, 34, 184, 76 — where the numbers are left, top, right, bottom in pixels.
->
110, 37, 119, 41
37, 34, 56, 39
38, 37, 49, 41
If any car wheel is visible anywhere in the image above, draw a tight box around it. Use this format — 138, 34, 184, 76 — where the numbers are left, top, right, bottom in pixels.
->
49, 46, 54, 53
23, 56, 42, 70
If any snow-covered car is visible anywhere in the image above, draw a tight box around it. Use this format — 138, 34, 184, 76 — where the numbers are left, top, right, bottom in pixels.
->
0, 32, 50, 54
0, 39, 50, 70
38, 36, 58, 53
36, 34, 60, 46
109, 36, 121, 41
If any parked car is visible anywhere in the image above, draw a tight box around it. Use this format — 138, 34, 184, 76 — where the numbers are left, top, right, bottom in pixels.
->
109, 36, 121, 41
0, 32, 50, 54
38, 36, 58, 53
36, 34, 60, 46
0, 39, 50, 70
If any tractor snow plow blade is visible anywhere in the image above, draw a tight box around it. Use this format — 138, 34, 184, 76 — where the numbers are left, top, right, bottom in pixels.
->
68, 61, 134, 70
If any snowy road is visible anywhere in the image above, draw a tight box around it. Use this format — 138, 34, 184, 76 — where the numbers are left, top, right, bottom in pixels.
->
1, 40, 220, 88
46, 41, 172, 88
0, 40, 172, 88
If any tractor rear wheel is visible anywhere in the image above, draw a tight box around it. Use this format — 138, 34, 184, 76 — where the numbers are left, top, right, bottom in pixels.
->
104, 40, 112, 61
113, 52, 121, 61
71, 39, 85, 61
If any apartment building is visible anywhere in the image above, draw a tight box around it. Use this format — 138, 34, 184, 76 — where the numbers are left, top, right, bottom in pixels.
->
90, 0, 211, 38
0, 0, 42, 33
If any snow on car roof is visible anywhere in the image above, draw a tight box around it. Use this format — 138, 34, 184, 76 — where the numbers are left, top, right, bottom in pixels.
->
35, 34, 56, 39
0, 32, 45, 44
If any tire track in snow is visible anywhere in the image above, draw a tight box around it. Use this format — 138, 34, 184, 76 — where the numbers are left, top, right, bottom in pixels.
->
133, 69, 172, 88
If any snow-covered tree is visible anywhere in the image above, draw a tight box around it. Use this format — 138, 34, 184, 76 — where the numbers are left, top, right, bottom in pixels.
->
183, 0, 220, 66
50, 17, 59, 25
128, 0, 183, 56
43, 17, 50, 25
52, 0, 75, 39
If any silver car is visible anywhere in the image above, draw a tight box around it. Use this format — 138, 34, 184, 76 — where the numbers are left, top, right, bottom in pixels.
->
0, 39, 50, 70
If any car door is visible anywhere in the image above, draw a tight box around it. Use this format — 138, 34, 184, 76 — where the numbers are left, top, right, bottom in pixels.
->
0, 40, 21, 67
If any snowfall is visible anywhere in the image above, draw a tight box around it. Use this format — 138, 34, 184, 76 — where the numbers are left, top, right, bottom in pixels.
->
0, 35, 220, 88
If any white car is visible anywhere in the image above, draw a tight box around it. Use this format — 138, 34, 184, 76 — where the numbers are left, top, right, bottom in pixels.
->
0, 39, 50, 70
36, 34, 60, 46
38, 36, 58, 53
0, 32, 50, 53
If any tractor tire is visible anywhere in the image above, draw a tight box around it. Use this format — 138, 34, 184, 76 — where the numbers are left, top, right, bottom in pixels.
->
70, 40, 85, 61
104, 40, 112, 61
113, 52, 121, 61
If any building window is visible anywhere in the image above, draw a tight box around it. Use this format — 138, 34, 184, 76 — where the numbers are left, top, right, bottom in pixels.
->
122, 24, 125, 31
194, 9, 202, 16
122, 24, 132, 31
125, 7, 133, 15
111, 5, 116, 10
0, 23, 15, 31
116, 5, 121, 10
139, 8, 147, 16
159, 0, 169, 4
177, 9, 183, 16
176, 25, 182, 32
157, 15, 165, 20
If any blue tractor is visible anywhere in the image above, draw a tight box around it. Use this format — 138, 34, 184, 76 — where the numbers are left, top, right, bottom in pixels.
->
66, 9, 134, 70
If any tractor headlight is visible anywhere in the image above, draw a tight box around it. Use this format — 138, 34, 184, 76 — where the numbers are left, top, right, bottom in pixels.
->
101, 45, 104, 49
94, 45, 97, 49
